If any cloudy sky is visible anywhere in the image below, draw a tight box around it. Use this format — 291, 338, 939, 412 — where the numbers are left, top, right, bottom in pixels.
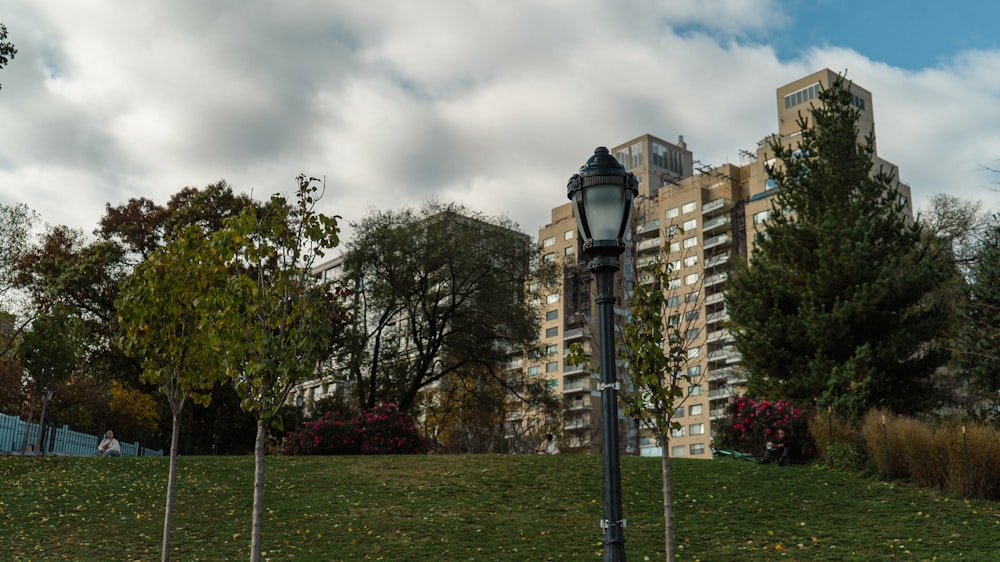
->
2, 0, 999, 245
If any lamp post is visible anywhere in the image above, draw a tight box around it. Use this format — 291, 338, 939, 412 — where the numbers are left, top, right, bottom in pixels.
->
567, 146, 637, 562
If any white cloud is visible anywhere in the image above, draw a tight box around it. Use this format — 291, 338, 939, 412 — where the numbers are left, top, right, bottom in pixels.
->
1, 0, 998, 247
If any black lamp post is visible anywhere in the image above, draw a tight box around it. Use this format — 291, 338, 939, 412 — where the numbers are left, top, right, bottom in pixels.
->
567, 146, 637, 562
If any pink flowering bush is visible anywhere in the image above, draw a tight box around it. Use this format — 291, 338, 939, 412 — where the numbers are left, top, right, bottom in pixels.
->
283, 403, 425, 455
714, 396, 815, 459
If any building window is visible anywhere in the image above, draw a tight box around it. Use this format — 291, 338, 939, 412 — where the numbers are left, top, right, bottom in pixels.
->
683, 255, 698, 267
529, 281, 541, 292
674, 408, 684, 418
545, 309, 558, 321
668, 278, 681, 289
688, 383, 702, 395
683, 236, 698, 249
783, 82, 819, 109
753, 210, 770, 225
685, 310, 700, 322
527, 365, 541, 376
545, 361, 559, 373
764, 178, 778, 191
671, 445, 686, 457
547, 379, 559, 389
685, 328, 701, 340
542, 252, 555, 263
616, 141, 644, 170
669, 241, 681, 253
564, 229, 575, 240
545, 344, 559, 355
688, 346, 701, 358
546, 293, 560, 304
684, 291, 699, 303
851, 93, 866, 111
681, 201, 697, 214
684, 272, 699, 285
671, 426, 686, 438
667, 296, 681, 307
665, 207, 679, 219
687, 366, 702, 378
667, 314, 681, 326
689, 423, 705, 436
682, 218, 697, 232
670, 260, 681, 272
542, 236, 555, 248
690, 443, 705, 455
564, 246, 574, 256
545, 327, 558, 338
688, 404, 703, 416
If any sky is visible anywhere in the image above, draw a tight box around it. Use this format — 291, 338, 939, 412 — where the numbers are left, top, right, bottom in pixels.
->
2, 0, 999, 247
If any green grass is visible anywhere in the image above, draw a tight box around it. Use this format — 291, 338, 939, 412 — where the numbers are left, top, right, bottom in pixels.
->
1, 454, 997, 561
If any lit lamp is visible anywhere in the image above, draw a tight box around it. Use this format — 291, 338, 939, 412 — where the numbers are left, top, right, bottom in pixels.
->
567, 146, 637, 562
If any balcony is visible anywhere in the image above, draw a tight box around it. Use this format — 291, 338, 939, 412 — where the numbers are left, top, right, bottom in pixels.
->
563, 327, 586, 342
704, 272, 729, 288
702, 198, 729, 215
704, 291, 725, 306
709, 387, 733, 400
708, 346, 739, 363
636, 237, 661, 253
638, 220, 660, 236
707, 366, 734, 382
702, 215, 730, 234
705, 329, 731, 344
705, 309, 729, 325
566, 397, 593, 411
709, 408, 727, 420
703, 233, 729, 250
704, 252, 730, 269
563, 378, 590, 394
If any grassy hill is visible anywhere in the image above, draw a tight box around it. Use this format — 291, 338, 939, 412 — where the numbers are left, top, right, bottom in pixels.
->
2, 454, 997, 561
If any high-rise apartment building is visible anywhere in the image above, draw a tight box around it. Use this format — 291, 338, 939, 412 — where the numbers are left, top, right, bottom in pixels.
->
534, 69, 913, 458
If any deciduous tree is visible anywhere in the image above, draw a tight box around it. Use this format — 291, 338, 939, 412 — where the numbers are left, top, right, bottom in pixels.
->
118, 225, 230, 561
210, 176, 345, 562
340, 202, 544, 413
0, 23, 16, 90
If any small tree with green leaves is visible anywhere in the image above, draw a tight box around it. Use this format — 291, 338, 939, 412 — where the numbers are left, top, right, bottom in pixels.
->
0, 23, 16, 90
210, 175, 345, 562
621, 237, 703, 562
117, 225, 231, 561
566, 225, 703, 562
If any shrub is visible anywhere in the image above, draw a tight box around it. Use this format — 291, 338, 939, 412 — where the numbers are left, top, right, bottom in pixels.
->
807, 410, 860, 460
283, 403, 425, 455
714, 396, 814, 459
860, 411, 1000, 500
826, 442, 867, 472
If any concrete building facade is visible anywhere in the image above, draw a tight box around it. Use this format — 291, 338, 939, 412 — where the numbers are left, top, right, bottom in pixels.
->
533, 69, 913, 458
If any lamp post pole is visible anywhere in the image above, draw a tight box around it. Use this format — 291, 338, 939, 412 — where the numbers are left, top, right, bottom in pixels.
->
567, 146, 637, 562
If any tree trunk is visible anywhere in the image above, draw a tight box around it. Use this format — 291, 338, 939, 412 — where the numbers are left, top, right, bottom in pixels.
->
662, 440, 675, 562
161, 413, 181, 562
19, 401, 35, 457
34, 390, 51, 460
249, 421, 267, 562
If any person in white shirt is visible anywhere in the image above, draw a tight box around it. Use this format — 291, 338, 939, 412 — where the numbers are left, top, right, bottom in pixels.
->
536, 434, 560, 455
97, 430, 121, 457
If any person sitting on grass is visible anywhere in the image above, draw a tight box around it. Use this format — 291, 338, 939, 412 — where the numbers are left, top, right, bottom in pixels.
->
536, 434, 560, 455
761, 427, 795, 466
97, 430, 121, 457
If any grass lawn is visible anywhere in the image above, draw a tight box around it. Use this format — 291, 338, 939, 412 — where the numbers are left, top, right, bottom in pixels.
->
1, 453, 997, 561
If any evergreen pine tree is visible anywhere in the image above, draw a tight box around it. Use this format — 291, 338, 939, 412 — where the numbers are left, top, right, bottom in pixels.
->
727, 74, 954, 418
959, 215, 1000, 408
